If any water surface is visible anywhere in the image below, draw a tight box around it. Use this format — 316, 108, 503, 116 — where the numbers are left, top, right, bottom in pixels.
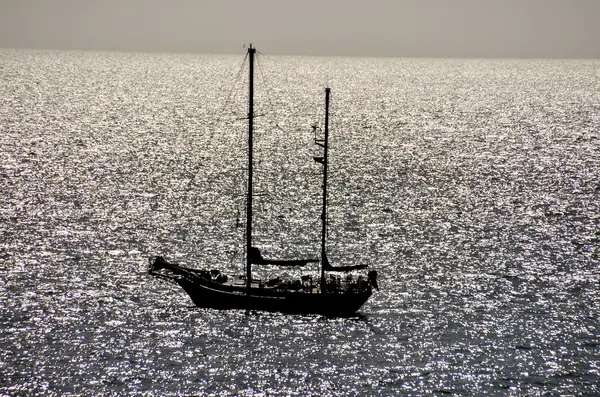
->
1, 49, 599, 395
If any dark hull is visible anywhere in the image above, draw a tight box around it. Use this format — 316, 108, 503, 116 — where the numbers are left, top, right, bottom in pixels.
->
149, 257, 374, 316
175, 276, 371, 317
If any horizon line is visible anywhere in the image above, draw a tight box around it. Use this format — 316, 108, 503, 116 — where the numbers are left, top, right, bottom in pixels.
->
2, 45, 599, 61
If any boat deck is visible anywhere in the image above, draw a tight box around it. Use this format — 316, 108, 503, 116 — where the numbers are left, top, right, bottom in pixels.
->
223, 279, 322, 294
219, 274, 369, 295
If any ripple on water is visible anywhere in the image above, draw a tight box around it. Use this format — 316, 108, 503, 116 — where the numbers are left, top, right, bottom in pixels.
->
0, 51, 599, 395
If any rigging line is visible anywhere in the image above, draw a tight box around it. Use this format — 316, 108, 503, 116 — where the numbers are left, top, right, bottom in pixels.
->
179, 54, 251, 236
256, 51, 277, 117
257, 51, 312, 136
256, 51, 295, 141
191, 54, 248, 185
207, 53, 249, 144
180, 53, 250, 207
216, 52, 249, 123
251, 53, 271, 212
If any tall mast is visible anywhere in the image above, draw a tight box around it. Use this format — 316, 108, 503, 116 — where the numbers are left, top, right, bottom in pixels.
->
246, 45, 256, 292
320, 87, 331, 291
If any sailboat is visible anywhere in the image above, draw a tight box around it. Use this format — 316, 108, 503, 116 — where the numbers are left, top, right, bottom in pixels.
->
148, 45, 378, 316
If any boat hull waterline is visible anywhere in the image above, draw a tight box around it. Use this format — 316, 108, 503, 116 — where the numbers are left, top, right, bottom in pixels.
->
149, 258, 373, 317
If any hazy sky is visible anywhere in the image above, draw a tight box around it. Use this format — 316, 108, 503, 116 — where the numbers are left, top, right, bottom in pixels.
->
1, 0, 598, 58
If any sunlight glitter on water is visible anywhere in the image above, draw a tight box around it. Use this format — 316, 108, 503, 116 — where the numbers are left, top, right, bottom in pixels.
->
1, 50, 599, 395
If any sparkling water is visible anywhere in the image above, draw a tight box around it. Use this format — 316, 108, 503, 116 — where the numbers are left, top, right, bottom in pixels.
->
1, 49, 599, 396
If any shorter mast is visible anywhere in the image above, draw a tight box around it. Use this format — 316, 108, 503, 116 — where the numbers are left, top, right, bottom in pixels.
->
314, 88, 368, 278
320, 88, 331, 291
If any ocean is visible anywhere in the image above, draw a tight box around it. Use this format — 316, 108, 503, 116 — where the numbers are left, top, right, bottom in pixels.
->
1, 48, 599, 396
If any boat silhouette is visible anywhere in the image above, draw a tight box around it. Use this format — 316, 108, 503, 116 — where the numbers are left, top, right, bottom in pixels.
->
149, 45, 377, 316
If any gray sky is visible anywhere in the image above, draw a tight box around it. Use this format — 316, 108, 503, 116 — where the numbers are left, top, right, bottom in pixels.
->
1, 0, 598, 58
